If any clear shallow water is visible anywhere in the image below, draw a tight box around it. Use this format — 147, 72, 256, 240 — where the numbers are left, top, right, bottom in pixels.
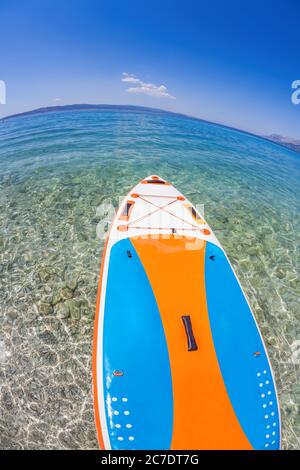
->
0, 107, 299, 449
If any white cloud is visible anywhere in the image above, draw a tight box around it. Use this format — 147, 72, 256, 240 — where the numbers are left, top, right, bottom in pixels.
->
121, 73, 175, 99
121, 73, 142, 85
54, 97, 61, 102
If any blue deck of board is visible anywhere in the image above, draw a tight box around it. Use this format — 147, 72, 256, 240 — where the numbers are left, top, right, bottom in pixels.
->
103, 238, 173, 450
205, 243, 280, 450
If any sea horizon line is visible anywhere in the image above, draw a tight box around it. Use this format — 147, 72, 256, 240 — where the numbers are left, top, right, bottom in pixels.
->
1, 103, 299, 155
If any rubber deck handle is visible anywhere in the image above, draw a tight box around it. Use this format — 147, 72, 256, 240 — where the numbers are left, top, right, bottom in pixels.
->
181, 315, 198, 351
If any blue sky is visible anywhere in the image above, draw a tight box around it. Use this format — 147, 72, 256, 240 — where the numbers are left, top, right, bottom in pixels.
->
0, 0, 299, 138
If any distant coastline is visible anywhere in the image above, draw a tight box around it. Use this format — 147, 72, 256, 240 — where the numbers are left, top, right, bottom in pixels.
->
1, 103, 299, 155
264, 134, 300, 154
1, 104, 174, 121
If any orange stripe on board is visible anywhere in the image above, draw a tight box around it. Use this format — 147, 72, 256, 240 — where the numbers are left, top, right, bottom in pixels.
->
131, 236, 252, 450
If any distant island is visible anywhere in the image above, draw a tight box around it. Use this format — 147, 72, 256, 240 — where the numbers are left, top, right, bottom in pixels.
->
265, 134, 300, 154
1, 104, 299, 154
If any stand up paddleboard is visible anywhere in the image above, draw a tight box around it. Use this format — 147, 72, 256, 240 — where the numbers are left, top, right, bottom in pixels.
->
93, 175, 281, 450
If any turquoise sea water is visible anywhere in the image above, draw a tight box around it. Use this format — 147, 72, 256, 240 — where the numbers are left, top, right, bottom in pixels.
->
0, 107, 299, 449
